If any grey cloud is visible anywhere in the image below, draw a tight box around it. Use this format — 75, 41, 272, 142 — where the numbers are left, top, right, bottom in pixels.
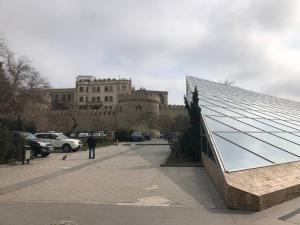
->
0, 0, 299, 104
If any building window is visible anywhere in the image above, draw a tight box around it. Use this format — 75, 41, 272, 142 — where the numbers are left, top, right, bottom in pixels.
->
86, 97, 88, 102
97, 86, 100, 92
109, 86, 113, 92
79, 87, 84, 92
109, 96, 113, 102
86, 87, 89, 92
92, 87, 96, 92
121, 85, 127, 91
92, 97, 96, 102
55, 95, 58, 102
105, 96, 108, 102
79, 97, 83, 102
97, 97, 100, 102
62, 94, 66, 101
68, 94, 71, 101
104, 86, 108, 92
136, 105, 142, 112
104, 106, 108, 110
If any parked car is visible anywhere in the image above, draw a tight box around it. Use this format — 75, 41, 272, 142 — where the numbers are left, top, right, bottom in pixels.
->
130, 131, 143, 142
142, 132, 151, 141
13, 131, 53, 157
34, 132, 83, 152
69, 133, 77, 138
78, 132, 90, 138
97, 131, 107, 137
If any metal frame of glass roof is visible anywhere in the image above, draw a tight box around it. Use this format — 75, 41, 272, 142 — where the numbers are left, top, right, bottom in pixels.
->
186, 76, 300, 172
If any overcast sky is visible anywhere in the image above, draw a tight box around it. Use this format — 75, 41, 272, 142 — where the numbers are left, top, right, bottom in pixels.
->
0, 0, 300, 104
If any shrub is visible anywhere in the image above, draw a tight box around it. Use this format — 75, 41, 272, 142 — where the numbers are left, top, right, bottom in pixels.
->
0, 128, 24, 164
114, 128, 133, 142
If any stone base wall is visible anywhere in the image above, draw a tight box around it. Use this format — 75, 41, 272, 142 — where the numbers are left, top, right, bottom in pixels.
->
202, 153, 300, 211
202, 153, 260, 211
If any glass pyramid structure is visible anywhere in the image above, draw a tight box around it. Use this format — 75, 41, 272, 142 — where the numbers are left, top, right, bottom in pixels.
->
186, 76, 300, 172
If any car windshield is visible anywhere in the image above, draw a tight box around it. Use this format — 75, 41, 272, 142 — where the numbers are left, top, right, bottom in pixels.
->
20, 132, 36, 140
132, 131, 142, 136
56, 133, 68, 139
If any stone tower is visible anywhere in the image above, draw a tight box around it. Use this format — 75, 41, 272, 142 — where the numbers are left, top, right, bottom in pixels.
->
116, 90, 160, 130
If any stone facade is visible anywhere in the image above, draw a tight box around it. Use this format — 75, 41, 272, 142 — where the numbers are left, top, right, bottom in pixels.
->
117, 90, 160, 130
10, 76, 185, 133
75, 76, 132, 110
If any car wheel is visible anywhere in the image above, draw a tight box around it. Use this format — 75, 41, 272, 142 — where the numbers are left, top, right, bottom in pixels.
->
41, 153, 50, 157
62, 144, 71, 153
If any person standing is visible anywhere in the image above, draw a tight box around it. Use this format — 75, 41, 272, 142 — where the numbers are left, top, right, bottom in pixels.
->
87, 133, 97, 159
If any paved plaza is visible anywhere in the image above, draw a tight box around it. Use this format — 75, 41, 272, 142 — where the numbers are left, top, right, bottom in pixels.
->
0, 140, 300, 225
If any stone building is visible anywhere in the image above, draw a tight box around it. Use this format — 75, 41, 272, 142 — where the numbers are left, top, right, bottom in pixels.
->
19, 75, 186, 134
75, 76, 132, 110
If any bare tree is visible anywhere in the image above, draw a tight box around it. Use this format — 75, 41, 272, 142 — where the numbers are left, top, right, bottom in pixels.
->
0, 35, 50, 119
223, 79, 235, 86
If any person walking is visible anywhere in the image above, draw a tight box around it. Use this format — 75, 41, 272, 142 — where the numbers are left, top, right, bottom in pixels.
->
87, 133, 97, 159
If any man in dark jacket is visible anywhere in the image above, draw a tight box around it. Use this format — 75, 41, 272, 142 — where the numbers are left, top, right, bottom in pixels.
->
87, 133, 97, 159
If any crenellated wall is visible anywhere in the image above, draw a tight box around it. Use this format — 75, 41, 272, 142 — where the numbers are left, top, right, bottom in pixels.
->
1, 90, 186, 133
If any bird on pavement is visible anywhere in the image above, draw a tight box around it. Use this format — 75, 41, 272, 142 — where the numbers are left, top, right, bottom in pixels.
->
62, 155, 67, 160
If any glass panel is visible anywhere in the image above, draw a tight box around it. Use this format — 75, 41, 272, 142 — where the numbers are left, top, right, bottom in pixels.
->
201, 106, 223, 116
204, 106, 243, 117
216, 132, 299, 164
204, 117, 236, 132
227, 108, 261, 118
236, 118, 282, 132
256, 118, 298, 132
244, 110, 277, 119
212, 134, 272, 171
210, 116, 261, 132
271, 120, 300, 131
249, 133, 300, 157
288, 120, 300, 126
273, 133, 300, 145
187, 76, 300, 172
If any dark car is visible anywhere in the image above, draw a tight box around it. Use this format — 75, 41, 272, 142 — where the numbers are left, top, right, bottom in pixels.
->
130, 131, 143, 142
13, 131, 53, 157
142, 132, 151, 141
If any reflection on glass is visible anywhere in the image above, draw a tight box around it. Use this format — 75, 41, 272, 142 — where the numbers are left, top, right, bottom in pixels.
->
204, 106, 242, 117
249, 133, 300, 157
212, 134, 272, 171
216, 132, 299, 164
236, 118, 282, 132
256, 118, 298, 132
204, 117, 236, 132
186, 76, 300, 172
210, 116, 261, 132
201, 106, 222, 116
273, 133, 300, 145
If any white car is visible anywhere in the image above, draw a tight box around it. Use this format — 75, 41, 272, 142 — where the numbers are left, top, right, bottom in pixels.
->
34, 132, 83, 152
